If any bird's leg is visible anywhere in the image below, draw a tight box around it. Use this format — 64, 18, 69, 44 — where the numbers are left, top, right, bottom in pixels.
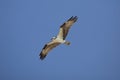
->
64, 41, 70, 45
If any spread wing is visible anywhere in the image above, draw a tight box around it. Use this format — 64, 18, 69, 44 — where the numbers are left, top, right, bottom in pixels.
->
57, 16, 78, 40
39, 41, 60, 60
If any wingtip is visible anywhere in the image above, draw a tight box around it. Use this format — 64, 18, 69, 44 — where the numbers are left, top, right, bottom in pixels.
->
73, 16, 78, 22
68, 16, 78, 22
69, 16, 74, 20
39, 52, 46, 60
40, 57, 45, 60
40, 55, 46, 60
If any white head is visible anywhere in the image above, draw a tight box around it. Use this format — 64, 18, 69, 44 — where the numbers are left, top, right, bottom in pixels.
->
51, 36, 56, 41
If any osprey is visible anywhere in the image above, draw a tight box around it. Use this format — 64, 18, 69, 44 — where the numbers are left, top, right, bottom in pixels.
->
39, 16, 78, 60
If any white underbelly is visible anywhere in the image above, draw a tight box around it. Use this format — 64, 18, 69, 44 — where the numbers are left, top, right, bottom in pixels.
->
54, 37, 65, 43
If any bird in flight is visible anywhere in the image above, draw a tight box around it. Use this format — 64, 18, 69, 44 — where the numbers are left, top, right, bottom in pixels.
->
39, 16, 78, 60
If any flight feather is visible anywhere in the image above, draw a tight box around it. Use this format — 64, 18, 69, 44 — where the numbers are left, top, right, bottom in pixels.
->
39, 16, 78, 60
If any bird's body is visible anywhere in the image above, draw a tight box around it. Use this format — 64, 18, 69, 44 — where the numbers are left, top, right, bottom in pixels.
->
39, 16, 78, 60
52, 37, 65, 43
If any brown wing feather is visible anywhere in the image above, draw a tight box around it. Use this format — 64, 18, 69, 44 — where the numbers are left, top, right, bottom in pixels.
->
57, 16, 78, 40
40, 16, 78, 60
39, 42, 60, 60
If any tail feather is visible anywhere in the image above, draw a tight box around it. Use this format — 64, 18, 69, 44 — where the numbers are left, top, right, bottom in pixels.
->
64, 41, 70, 45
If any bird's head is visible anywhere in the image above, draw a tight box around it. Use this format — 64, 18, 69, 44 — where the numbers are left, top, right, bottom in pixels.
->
51, 36, 56, 41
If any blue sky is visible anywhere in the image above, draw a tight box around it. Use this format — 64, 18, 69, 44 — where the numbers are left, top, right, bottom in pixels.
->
0, 0, 120, 80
